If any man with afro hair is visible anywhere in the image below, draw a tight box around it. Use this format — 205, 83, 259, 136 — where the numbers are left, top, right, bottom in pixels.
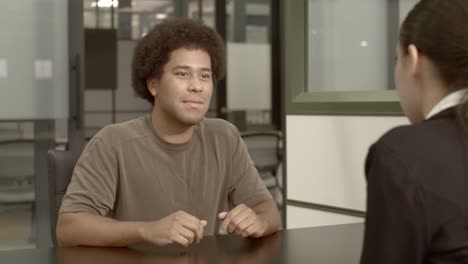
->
56, 18, 280, 248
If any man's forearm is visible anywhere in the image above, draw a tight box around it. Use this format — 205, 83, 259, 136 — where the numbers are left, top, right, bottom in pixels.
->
252, 199, 281, 236
57, 212, 147, 247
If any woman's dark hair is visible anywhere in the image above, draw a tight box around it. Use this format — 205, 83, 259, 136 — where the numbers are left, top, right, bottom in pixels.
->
400, 0, 468, 133
132, 18, 225, 105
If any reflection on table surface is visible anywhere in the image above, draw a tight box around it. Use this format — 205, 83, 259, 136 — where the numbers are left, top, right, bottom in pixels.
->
58, 232, 281, 264
0, 223, 364, 264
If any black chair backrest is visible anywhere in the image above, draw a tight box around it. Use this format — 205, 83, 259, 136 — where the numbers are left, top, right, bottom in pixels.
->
47, 149, 79, 246
240, 130, 283, 177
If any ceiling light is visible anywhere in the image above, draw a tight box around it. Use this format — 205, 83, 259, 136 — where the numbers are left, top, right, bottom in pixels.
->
155, 13, 168, 20
96, 0, 119, 8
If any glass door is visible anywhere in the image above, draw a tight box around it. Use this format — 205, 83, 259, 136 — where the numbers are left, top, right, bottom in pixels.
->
0, 0, 86, 249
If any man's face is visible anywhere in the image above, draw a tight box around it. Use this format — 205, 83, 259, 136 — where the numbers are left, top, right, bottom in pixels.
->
149, 48, 213, 126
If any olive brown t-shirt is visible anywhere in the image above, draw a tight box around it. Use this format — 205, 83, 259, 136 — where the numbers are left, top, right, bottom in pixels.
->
59, 116, 272, 235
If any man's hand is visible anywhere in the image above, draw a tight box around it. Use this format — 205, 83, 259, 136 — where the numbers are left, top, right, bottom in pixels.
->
140, 210, 207, 247
218, 204, 267, 238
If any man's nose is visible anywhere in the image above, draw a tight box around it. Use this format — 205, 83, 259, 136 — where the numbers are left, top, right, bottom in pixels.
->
188, 77, 203, 92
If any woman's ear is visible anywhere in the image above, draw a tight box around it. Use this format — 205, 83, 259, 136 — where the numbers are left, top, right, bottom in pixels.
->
407, 44, 420, 78
146, 77, 157, 96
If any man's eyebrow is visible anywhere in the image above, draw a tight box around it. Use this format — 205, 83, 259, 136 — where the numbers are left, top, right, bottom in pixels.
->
171, 65, 212, 72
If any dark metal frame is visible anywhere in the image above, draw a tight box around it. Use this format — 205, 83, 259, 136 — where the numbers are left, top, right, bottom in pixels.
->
271, 0, 282, 130
287, 199, 365, 218
284, 0, 403, 116
215, 0, 228, 120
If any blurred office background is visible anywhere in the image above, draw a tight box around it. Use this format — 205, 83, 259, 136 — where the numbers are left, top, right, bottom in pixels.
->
0, 0, 282, 250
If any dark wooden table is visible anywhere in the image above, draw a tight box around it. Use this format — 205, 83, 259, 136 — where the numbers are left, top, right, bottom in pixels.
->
0, 223, 364, 264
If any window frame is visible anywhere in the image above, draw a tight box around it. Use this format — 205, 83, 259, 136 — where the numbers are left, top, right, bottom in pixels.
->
284, 0, 403, 116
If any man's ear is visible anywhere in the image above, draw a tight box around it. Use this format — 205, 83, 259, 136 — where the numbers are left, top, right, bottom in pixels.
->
407, 44, 420, 78
146, 77, 158, 96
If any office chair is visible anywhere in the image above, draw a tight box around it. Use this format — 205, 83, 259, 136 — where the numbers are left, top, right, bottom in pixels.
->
240, 131, 283, 205
47, 149, 79, 246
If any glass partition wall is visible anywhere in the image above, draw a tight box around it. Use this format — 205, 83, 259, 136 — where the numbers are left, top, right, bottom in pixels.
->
0, 0, 70, 249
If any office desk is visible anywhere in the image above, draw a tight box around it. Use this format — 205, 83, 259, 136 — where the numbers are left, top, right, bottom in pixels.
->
0, 223, 364, 264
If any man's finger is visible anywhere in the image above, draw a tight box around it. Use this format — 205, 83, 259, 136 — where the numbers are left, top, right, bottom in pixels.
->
181, 220, 204, 243
180, 217, 202, 231
218, 212, 228, 219
227, 209, 252, 234
219, 205, 247, 232
178, 226, 196, 245
241, 224, 256, 238
195, 223, 204, 243
178, 213, 206, 241
233, 214, 256, 236
251, 218, 266, 238
172, 233, 190, 247
179, 216, 206, 243
179, 212, 203, 226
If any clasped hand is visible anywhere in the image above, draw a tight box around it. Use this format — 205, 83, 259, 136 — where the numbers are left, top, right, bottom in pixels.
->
140, 204, 265, 247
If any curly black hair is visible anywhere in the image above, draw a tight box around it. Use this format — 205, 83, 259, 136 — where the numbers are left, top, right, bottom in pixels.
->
132, 18, 226, 105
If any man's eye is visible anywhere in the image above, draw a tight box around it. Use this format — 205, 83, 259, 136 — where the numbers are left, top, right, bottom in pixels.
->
176, 72, 189, 77
201, 74, 211, 79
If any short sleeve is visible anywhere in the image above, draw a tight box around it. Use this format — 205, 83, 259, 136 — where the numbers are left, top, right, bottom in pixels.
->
59, 137, 118, 216
227, 128, 273, 209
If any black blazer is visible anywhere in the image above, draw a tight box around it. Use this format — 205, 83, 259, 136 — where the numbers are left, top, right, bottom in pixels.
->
361, 107, 468, 264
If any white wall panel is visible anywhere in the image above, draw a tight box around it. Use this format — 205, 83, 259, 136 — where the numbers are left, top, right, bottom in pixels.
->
287, 205, 363, 229
287, 115, 408, 211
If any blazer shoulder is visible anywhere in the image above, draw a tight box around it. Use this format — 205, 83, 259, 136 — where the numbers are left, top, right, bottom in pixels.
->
377, 118, 459, 150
